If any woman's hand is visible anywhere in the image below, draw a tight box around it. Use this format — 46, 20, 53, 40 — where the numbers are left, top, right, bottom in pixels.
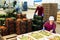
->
50, 30, 53, 33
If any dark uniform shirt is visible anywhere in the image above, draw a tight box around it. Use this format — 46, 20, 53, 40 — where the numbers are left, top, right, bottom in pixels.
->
35, 6, 44, 16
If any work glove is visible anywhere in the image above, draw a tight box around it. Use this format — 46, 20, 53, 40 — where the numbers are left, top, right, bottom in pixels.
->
42, 27, 45, 30
42, 13, 44, 17
34, 13, 36, 16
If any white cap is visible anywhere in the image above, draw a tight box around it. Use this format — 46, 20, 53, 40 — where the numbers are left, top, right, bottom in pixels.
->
49, 16, 54, 20
37, 4, 42, 6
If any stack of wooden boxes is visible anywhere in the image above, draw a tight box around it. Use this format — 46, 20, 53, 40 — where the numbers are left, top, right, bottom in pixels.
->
16, 14, 32, 35
42, 3, 58, 21
5, 18, 15, 35
57, 11, 60, 23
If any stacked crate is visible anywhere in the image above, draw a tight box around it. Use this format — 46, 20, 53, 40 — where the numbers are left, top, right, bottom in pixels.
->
16, 14, 26, 19
16, 19, 27, 35
16, 14, 32, 35
16, 19, 32, 35
27, 19, 32, 32
42, 3, 58, 21
5, 18, 15, 35
50, 3, 57, 20
56, 11, 60, 23
0, 26, 8, 36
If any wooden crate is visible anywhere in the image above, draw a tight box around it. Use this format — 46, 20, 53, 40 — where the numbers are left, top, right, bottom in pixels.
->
56, 12, 60, 23
27, 19, 32, 32
3, 34, 17, 40
5, 18, 15, 34
0, 26, 8, 36
42, 3, 58, 21
16, 14, 22, 19
16, 19, 27, 35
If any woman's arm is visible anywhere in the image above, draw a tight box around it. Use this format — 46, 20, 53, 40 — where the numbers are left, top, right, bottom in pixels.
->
35, 7, 38, 14
43, 21, 48, 27
52, 23, 56, 33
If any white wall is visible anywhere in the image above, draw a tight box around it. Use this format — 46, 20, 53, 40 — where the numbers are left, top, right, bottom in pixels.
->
0, 0, 60, 9
34, 0, 60, 5
0, 0, 60, 5
24, 0, 60, 9
18, 0, 60, 9
35, 0, 60, 9
0, 0, 5, 5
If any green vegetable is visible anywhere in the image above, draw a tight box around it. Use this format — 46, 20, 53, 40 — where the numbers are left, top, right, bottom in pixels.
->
31, 33, 43, 39
39, 31, 51, 36
34, 15, 42, 20
0, 18, 5, 20
20, 36, 28, 40
50, 36, 60, 40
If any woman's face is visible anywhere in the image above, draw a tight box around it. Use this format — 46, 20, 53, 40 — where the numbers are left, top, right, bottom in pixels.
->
50, 20, 54, 23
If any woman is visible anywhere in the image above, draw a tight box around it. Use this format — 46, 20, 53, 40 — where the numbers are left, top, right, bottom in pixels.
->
15, 2, 22, 13
43, 16, 56, 33
13, 0, 17, 7
3, 1, 8, 9
34, 4, 44, 16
